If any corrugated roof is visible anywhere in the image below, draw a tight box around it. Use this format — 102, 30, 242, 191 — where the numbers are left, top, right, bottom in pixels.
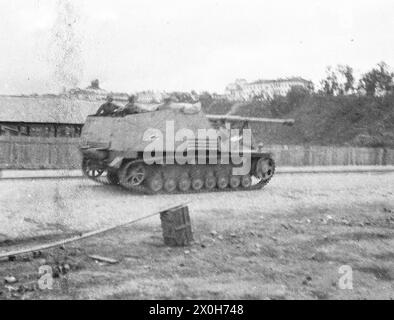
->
0, 96, 99, 124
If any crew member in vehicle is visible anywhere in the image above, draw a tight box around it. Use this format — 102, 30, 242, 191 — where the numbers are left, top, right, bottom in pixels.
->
120, 95, 146, 116
95, 95, 121, 116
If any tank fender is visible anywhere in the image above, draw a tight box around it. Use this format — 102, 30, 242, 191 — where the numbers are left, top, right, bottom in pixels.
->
81, 148, 108, 161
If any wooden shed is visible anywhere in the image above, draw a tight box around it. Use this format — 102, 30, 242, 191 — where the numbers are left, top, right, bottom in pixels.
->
0, 96, 99, 138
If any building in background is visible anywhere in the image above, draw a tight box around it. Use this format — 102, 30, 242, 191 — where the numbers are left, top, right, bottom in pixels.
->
0, 96, 98, 137
66, 80, 168, 104
225, 77, 313, 101
66, 79, 129, 102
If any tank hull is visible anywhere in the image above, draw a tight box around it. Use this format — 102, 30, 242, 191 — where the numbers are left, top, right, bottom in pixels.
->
79, 109, 277, 194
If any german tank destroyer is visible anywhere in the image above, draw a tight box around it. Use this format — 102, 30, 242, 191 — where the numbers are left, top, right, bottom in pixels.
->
79, 104, 294, 194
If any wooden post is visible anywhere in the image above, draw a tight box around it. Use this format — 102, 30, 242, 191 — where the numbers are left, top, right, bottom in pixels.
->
160, 206, 193, 247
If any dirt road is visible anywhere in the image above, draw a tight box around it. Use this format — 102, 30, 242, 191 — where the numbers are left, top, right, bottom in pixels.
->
0, 172, 393, 299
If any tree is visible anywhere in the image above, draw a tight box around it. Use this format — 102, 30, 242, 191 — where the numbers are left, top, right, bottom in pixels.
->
320, 66, 339, 95
320, 65, 355, 95
200, 91, 212, 100
286, 85, 311, 107
338, 65, 355, 94
358, 62, 394, 96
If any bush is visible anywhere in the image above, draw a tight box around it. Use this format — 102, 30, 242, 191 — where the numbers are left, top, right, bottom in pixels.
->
265, 85, 311, 117
201, 90, 394, 148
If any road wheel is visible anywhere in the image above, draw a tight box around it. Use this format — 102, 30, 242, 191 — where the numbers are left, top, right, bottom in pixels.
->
217, 175, 229, 190
192, 178, 204, 191
229, 176, 241, 189
164, 177, 177, 193
205, 175, 216, 190
147, 174, 163, 193
241, 175, 252, 188
178, 176, 191, 192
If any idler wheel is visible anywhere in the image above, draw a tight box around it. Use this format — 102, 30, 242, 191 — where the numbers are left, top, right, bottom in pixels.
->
120, 162, 146, 189
229, 176, 241, 189
256, 158, 275, 181
164, 177, 177, 193
241, 175, 252, 188
178, 176, 191, 192
217, 175, 229, 190
205, 175, 217, 190
192, 178, 204, 191
147, 174, 163, 193
82, 158, 104, 178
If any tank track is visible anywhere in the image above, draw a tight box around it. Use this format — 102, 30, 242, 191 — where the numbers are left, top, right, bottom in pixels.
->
117, 158, 275, 195
82, 157, 275, 195
81, 158, 119, 186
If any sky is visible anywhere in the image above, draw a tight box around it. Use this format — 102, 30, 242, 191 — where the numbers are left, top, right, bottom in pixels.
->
0, 0, 394, 94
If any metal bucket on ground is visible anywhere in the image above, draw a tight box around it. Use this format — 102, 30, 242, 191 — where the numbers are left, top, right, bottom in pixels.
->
160, 206, 193, 247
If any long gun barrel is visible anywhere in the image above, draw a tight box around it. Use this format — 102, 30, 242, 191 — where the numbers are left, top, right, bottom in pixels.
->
206, 114, 295, 126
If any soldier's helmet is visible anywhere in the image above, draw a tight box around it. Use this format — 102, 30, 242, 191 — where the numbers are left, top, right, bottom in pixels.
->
106, 95, 114, 102
128, 95, 136, 103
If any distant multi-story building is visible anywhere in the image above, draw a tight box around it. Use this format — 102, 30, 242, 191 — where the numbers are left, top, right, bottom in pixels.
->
225, 77, 313, 101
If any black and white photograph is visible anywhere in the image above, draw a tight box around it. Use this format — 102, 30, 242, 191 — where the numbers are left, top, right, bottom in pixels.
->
0, 0, 393, 304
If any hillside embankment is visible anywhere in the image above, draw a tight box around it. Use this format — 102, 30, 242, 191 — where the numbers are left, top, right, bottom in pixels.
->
202, 93, 394, 148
